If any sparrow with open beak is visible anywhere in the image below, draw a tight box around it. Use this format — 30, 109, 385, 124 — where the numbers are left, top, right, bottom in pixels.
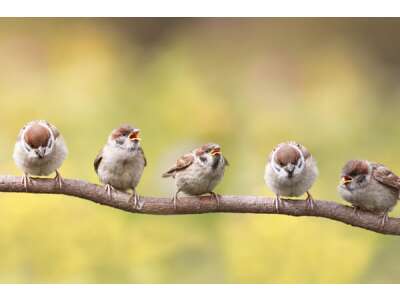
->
162, 143, 228, 209
13, 120, 68, 190
264, 141, 318, 212
338, 160, 400, 227
94, 125, 146, 208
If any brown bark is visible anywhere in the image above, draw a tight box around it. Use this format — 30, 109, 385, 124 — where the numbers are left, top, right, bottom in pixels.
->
0, 175, 399, 235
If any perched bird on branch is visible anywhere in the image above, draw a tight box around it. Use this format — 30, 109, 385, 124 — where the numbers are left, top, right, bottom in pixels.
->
162, 143, 229, 209
338, 159, 400, 227
13, 120, 68, 190
264, 141, 318, 212
94, 125, 146, 208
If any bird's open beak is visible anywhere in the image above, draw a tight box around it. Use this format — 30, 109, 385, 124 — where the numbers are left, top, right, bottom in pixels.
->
341, 176, 352, 185
211, 147, 221, 156
129, 130, 141, 141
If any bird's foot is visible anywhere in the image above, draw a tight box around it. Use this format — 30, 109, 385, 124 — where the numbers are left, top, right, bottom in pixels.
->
209, 192, 221, 209
129, 190, 140, 210
305, 191, 315, 210
54, 170, 64, 189
380, 212, 389, 229
352, 206, 360, 218
274, 194, 282, 213
172, 190, 180, 211
21, 173, 33, 192
105, 184, 116, 200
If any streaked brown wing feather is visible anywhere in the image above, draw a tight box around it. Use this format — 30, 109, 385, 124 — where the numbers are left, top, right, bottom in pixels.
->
372, 163, 400, 190
162, 153, 194, 178
288, 141, 311, 159
44, 121, 60, 138
223, 156, 229, 166
139, 147, 147, 167
94, 150, 103, 174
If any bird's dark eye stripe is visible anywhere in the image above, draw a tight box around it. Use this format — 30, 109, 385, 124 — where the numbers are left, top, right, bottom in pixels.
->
356, 175, 366, 183
200, 156, 207, 163
298, 161, 302, 168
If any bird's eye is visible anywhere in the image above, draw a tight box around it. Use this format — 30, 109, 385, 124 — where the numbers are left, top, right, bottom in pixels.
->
199, 156, 207, 163
356, 175, 366, 183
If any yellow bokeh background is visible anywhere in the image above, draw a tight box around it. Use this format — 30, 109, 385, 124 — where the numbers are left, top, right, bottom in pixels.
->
0, 18, 400, 283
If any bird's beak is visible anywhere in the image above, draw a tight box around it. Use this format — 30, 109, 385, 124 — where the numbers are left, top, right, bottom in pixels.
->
36, 148, 46, 159
211, 147, 221, 156
129, 130, 141, 141
341, 176, 352, 185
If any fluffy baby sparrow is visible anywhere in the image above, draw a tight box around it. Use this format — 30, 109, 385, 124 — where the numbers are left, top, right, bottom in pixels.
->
264, 141, 318, 212
13, 120, 68, 190
338, 160, 400, 227
94, 125, 146, 208
162, 143, 228, 209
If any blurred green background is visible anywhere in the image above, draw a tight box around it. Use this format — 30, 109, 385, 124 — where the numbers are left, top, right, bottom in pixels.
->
0, 18, 400, 283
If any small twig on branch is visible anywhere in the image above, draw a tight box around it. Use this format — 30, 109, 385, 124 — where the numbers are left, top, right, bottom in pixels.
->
0, 175, 399, 235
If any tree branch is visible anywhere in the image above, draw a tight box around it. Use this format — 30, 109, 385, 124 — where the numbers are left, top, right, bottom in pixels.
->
0, 175, 399, 235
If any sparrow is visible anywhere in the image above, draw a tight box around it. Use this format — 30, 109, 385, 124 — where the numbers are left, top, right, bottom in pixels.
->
162, 143, 228, 209
264, 141, 318, 212
94, 125, 146, 208
13, 120, 68, 190
338, 160, 400, 227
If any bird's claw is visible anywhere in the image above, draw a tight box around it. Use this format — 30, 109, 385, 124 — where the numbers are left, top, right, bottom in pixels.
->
210, 192, 221, 209
172, 190, 180, 211
352, 207, 360, 218
22, 174, 33, 192
129, 190, 140, 210
54, 170, 64, 189
380, 212, 389, 229
306, 191, 315, 210
274, 195, 282, 213
105, 184, 115, 200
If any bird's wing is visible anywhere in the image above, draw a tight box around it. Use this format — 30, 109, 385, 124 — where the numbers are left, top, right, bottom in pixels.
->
292, 142, 311, 160
223, 156, 229, 166
94, 149, 104, 175
44, 121, 60, 138
162, 153, 194, 178
372, 163, 400, 190
139, 146, 147, 167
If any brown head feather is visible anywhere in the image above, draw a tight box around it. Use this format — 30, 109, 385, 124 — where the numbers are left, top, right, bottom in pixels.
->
275, 144, 301, 165
196, 143, 220, 156
341, 160, 370, 177
24, 124, 51, 149
111, 125, 135, 140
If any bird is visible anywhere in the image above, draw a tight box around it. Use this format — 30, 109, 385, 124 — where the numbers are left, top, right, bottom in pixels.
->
162, 143, 228, 209
94, 125, 146, 208
338, 159, 400, 227
264, 141, 318, 212
13, 120, 68, 190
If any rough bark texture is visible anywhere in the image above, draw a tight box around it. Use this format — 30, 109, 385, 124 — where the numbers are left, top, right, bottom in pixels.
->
0, 175, 399, 235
